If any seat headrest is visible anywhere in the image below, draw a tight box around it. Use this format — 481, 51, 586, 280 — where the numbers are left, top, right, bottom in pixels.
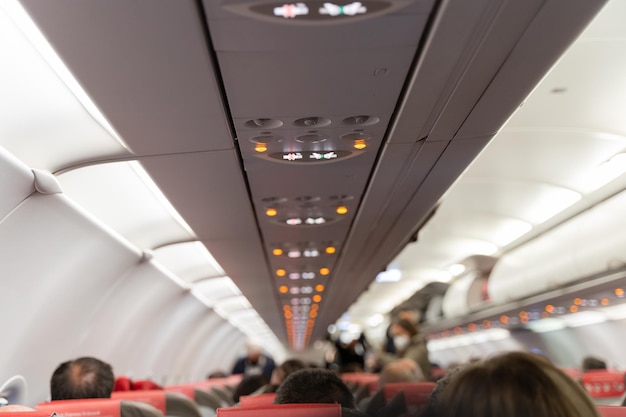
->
37, 398, 122, 417
216, 403, 341, 417
597, 406, 626, 417
239, 393, 276, 407
111, 390, 166, 413
581, 371, 626, 398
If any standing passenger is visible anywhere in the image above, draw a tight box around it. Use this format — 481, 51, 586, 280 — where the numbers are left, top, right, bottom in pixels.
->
379, 319, 430, 380
231, 341, 276, 381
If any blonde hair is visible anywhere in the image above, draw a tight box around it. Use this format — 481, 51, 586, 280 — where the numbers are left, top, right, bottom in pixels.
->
437, 351, 600, 417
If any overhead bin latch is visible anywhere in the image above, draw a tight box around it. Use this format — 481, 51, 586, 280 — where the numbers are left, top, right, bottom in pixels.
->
32, 169, 63, 195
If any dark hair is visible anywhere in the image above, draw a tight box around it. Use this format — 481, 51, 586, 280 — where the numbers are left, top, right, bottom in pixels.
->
582, 356, 607, 372
393, 319, 418, 337
233, 374, 268, 403
50, 357, 114, 400
274, 369, 355, 408
436, 352, 600, 417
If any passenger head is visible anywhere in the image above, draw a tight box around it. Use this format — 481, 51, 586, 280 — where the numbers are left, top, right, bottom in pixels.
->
245, 341, 263, 363
270, 359, 307, 385
582, 356, 607, 372
207, 370, 228, 379
379, 358, 424, 387
50, 357, 114, 400
274, 369, 355, 408
436, 351, 601, 417
233, 374, 268, 403
396, 308, 419, 324
390, 319, 418, 351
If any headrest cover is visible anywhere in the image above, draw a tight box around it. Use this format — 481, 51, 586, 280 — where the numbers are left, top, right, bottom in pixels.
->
582, 371, 626, 398
37, 399, 121, 417
217, 403, 341, 417
163, 386, 195, 401
239, 393, 276, 407
111, 391, 166, 413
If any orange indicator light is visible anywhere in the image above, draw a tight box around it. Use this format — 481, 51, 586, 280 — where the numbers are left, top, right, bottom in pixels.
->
602, 298, 610, 306
483, 320, 491, 328
266, 208, 278, 217
616, 288, 624, 297
276, 269, 286, 277
279, 286, 288, 294
312, 295, 322, 303
336, 205, 348, 215
273, 248, 283, 256
255, 143, 268, 153
574, 298, 582, 305
310, 304, 319, 311
320, 267, 330, 276
315, 284, 325, 292
353, 139, 367, 150
284, 311, 293, 319
545, 304, 554, 313
500, 315, 509, 324
570, 305, 578, 313
325, 246, 336, 254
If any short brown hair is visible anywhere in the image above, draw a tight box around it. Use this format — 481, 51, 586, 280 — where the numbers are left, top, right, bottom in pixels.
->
437, 351, 600, 417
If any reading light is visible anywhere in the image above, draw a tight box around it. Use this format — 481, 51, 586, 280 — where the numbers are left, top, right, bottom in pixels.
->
273, 248, 283, 256
315, 284, 325, 292
336, 205, 349, 215
353, 139, 367, 150
255, 142, 267, 153
320, 267, 330, 276
266, 208, 278, 217
288, 250, 302, 258
276, 269, 287, 277
279, 286, 288, 294
325, 246, 336, 254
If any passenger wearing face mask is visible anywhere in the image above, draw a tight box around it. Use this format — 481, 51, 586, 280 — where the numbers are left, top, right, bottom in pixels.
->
378, 319, 431, 381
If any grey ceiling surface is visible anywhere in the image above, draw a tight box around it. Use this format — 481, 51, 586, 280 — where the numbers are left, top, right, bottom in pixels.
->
20, 0, 607, 349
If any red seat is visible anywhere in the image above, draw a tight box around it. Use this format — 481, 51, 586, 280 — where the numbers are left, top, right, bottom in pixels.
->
340, 373, 379, 394
239, 393, 276, 407
383, 382, 436, 417
560, 368, 581, 380
582, 371, 626, 398
114, 377, 133, 392
598, 406, 626, 417
217, 403, 341, 417
165, 385, 196, 401
132, 380, 163, 391
37, 398, 163, 417
37, 399, 123, 417
112, 390, 166, 413
0, 411, 53, 417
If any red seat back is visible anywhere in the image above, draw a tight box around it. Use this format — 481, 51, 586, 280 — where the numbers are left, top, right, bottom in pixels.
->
0, 411, 53, 417
598, 406, 626, 417
111, 390, 167, 413
132, 381, 163, 391
217, 404, 341, 417
239, 393, 276, 407
582, 371, 625, 398
340, 373, 379, 394
164, 385, 196, 400
383, 382, 436, 416
37, 399, 122, 417
114, 377, 133, 392
560, 368, 581, 380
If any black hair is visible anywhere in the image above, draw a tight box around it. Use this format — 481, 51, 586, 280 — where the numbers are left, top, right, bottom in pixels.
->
274, 369, 355, 408
50, 357, 114, 400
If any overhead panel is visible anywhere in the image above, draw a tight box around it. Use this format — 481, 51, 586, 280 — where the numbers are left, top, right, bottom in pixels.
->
203, 0, 435, 349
